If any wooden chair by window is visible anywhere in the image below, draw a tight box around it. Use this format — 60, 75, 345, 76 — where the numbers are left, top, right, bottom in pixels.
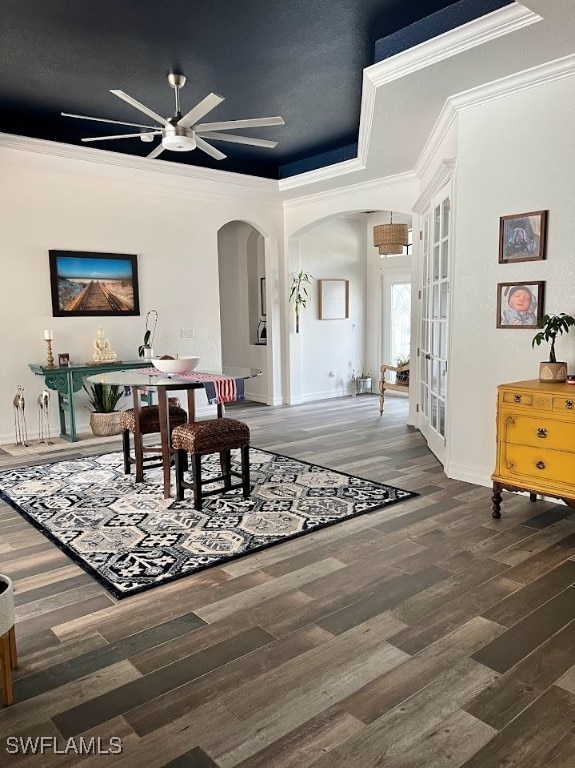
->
379, 363, 409, 415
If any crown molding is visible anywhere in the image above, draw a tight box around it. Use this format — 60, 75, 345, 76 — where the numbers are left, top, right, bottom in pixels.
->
449, 51, 575, 112
278, 156, 365, 192
412, 160, 457, 214
415, 53, 575, 179
278, 2, 538, 193
365, 2, 540, 89
283, 170, 418, 209
0, 133, 280, 197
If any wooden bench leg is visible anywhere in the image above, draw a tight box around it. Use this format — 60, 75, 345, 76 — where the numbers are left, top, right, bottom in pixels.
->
1, 632, 13, 706
192, 453, 203, 511
8, 626, 17, 670
122, 430, 131, 474
242, 445, 251, 498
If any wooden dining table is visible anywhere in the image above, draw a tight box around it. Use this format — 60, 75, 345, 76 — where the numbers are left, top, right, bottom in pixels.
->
87, 367, 261, 499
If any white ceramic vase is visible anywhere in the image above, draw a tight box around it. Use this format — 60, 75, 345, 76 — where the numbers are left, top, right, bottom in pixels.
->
0, 574, 15, 637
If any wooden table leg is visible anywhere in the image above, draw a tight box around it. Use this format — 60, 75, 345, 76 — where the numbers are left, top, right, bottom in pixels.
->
186, 389, 196, 423
0, 632, 13, 706
157, 387, 171, 499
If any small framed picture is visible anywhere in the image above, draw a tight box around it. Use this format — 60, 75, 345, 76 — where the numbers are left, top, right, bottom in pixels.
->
498, 210, 547, 263
58, 353, 70, 367
319, 279, 349, 320
497, 281, 544, 329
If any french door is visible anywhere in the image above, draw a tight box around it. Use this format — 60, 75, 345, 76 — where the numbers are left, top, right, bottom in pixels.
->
419, 186, 450, 463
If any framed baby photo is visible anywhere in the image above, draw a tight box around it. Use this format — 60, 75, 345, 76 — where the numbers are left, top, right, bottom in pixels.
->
498, 210, 547, 264
497, 281, 544, 329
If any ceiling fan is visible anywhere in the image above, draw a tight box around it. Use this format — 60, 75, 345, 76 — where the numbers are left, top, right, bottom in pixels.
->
61, 73, 285, 161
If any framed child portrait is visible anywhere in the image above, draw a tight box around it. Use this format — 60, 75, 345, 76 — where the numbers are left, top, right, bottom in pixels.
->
497, 281, 544, 329
498, 210, 547, 264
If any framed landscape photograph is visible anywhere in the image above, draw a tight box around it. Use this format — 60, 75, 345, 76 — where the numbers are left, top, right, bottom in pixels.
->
319, 279, 349, 320
497, 281, 544, 329
49, 250, 140, 317
498, 210, 547, 263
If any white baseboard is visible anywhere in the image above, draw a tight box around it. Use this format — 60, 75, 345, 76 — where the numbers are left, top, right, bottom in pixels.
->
445, 459, 492, 488
289, 388, 353, 405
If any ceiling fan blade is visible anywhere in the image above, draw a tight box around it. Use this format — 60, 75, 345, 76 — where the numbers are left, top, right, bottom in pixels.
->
147, 143, 166, 159
196, 131, 278, 148
178, 92, 224, 129
195, 137, 227, 161
62, 112, 158, 130
81, 132, 161, 143
110, 90, 169, 127
194, 116, 284, 132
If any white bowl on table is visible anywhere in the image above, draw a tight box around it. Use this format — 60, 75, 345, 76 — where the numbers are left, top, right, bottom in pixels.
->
151, 356, 200, 375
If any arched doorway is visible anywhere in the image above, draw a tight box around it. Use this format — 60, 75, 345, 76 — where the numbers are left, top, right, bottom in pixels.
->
217, 220, 270, 404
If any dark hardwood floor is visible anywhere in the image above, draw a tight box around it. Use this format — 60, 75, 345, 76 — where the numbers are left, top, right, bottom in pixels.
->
1, 394, 575, 767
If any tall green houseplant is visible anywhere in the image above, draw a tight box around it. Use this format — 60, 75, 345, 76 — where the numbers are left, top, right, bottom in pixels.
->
289, 270, 312, 333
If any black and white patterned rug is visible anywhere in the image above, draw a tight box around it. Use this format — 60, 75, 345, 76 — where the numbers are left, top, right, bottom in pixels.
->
0, 450, 416, 598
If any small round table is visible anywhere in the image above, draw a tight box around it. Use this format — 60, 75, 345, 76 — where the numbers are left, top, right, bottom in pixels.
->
87, 367, 261, 498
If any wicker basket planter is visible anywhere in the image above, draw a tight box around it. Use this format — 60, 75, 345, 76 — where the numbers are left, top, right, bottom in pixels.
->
90, 411, 123, 436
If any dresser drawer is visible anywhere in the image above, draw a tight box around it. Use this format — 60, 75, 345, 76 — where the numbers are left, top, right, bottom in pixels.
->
500, 390, 552, 410
503, 413, 575, 452
552, 395, 575, 415
503, 443, 575, 487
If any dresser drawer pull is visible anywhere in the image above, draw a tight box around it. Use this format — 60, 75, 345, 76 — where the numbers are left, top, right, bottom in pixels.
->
536, 428, 547, 438
536, 461, 546, 470
566, 400, 574, 409
513, 395, 522, 403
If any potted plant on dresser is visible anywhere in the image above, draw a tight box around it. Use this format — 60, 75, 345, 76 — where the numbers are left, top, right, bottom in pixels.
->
83, 383, 124, 436
532, 312, 575, 382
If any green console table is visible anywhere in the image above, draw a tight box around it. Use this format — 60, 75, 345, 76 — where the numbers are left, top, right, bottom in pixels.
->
29, 360, 149, 442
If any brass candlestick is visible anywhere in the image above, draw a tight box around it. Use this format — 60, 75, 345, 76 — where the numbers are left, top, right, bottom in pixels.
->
45, 338, 55, 368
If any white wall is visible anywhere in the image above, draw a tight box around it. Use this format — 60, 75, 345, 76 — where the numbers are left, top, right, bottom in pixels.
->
0, 145, 283, 441
447, 74, 575, 485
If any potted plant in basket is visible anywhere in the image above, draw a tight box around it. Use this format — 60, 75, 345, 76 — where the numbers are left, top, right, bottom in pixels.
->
532, 312, 575, 382
83, 382, 124, 436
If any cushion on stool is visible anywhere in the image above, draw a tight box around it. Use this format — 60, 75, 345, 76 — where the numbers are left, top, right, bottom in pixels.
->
172, 418, 250, 454
120, 405, 188, 434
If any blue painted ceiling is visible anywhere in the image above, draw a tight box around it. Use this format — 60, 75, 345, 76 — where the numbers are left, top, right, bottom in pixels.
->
0, 0, 510, 179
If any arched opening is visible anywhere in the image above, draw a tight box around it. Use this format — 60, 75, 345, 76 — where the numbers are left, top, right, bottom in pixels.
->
217, 220, 269, 404
285, 209, 413, 419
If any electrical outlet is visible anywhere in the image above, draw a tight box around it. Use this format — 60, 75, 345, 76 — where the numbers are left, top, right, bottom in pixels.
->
180, 329, 194, 338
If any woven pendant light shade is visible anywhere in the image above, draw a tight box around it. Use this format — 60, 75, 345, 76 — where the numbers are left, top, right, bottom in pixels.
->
378, 242, 404, 255
373, 222, 409, 255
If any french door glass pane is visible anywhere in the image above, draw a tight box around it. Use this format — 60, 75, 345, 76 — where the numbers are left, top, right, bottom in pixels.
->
440, 282, 448, 318
438, 401, 446, 437
441, 198, 450, 239
441, 240, 449, 279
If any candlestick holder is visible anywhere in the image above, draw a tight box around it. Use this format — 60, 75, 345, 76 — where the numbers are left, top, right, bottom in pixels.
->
45, 338, 55, 368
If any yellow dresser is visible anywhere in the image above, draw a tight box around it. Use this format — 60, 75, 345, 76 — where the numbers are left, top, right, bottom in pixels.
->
492, 379, 575, 518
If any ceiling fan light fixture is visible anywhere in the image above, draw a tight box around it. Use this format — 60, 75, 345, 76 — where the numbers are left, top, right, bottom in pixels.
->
162, 132, 197, 151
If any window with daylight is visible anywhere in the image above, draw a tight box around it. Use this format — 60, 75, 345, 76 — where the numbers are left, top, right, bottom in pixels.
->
390, 281, 411, 365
